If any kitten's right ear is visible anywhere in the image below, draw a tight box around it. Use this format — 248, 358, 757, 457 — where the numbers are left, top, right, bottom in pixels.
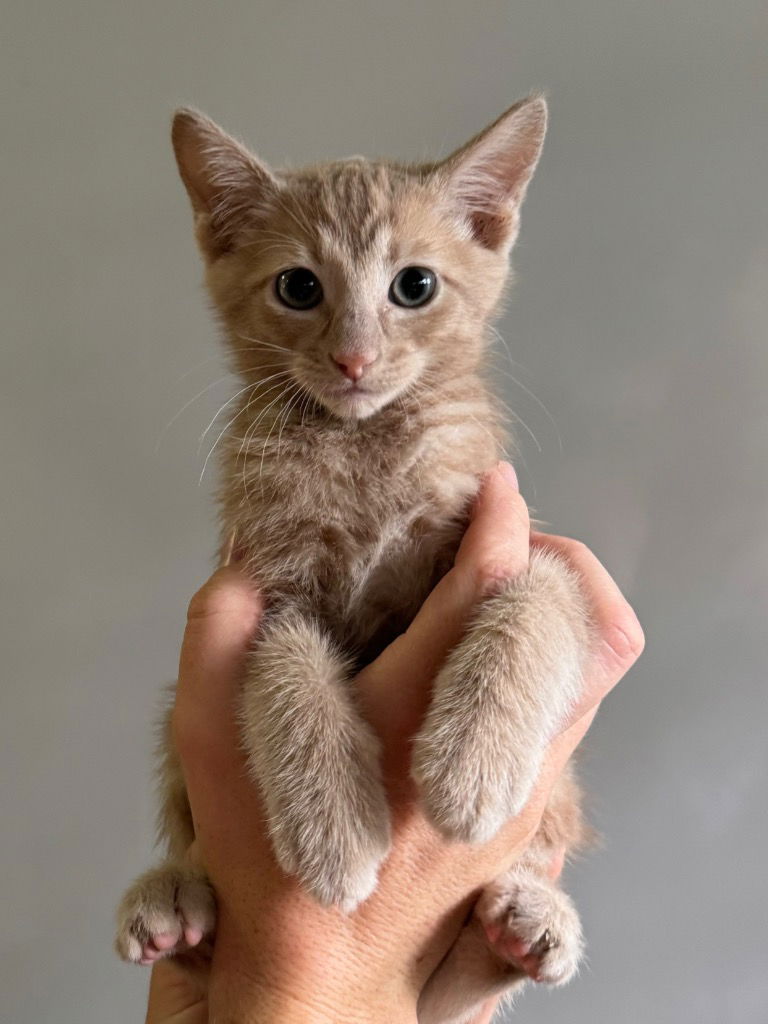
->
171, 109, 278, 260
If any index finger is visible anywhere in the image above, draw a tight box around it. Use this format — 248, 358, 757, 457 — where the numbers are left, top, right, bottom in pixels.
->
172, 567, 263, 816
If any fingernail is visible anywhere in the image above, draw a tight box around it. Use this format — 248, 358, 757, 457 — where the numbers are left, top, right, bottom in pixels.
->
497, 462, 519, 490
220, 528, 237, 567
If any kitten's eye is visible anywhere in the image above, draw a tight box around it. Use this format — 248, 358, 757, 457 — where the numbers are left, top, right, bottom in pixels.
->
389, 266, 437, 308
275, 267, 323, 310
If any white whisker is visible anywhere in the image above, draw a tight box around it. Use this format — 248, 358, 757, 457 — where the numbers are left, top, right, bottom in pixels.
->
489, 325, 562, 454
237, 333, 294, 356
257, 382, 303, 497
198, 373, 293, 486
155, 371, 237, 453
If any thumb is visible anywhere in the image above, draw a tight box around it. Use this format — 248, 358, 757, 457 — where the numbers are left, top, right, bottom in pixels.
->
173, 566, 263, 789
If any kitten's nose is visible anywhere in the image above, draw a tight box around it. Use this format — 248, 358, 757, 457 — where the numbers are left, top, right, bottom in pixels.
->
331, 351, 377, 382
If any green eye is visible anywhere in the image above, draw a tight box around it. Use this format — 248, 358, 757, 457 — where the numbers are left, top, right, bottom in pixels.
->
276, 268, 323, 310
389, 266, 437, 308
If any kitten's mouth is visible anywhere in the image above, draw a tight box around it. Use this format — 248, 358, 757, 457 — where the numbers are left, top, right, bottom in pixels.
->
298, 373, 402, 421
322, 380, 392, 419
328, 381, 374, 399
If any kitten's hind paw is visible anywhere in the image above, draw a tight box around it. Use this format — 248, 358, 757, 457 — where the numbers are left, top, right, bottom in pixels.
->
115, 863, 215, 965
478, 871, 584, 986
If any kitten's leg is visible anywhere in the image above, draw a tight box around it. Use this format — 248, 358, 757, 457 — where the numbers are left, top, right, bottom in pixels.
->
240, 609, 390, 911
418, 868, 583, 1024
116, 719, 217, 965
412, 548, 588, 842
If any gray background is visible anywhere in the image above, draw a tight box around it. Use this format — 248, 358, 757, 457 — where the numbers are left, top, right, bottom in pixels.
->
2, 1, 766, 1021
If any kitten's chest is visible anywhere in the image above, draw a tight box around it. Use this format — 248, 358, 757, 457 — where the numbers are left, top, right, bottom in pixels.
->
225, 405, 498, 644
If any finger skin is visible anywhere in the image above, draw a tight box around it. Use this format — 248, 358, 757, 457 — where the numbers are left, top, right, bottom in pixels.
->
530, 530, 645, 715
176, 566, 262, 719
172, 567, 265, 846
145, 960, 208, 1024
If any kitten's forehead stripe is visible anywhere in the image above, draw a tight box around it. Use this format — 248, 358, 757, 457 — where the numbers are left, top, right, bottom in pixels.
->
286, 160, 410, 262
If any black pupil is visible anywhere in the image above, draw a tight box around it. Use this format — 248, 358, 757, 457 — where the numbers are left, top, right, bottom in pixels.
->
278, 268, 320, 308
399, 268, 431, 302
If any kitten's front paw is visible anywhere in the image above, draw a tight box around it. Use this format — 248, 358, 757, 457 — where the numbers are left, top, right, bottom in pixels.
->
412, 746, 540, 844
242, 610, 392, 911
271, 797, 391, 912
478, 871, 584, 986
115, 864, 215, 965
412, 694, 543, 843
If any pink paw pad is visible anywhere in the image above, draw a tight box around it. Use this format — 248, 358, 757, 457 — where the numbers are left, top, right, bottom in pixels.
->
484, 921, 555, 979
136, 923, 206, 965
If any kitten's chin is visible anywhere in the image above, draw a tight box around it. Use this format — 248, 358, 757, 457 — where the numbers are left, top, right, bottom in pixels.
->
319, 385, 403, 421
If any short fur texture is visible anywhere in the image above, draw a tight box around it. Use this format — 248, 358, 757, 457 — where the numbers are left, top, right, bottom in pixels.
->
116, 96, 591, 1021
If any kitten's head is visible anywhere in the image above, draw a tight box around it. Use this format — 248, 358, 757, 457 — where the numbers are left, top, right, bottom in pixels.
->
172, 97, 546, 421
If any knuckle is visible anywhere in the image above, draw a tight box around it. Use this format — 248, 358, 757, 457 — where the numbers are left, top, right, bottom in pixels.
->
476, 560, 515, 591
474, 556, 528, 595
186, 576, 254, 624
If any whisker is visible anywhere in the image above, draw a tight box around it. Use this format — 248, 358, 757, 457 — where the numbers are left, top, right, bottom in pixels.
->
235, 373, 296, 460
276, 385, 306, 457
236, 333, 294, 355
467, 413, 511, 461
198, 372, 293, 485
155, 371, 237, 453
170, 353, 228, 385
257, 382, 303, 497
491, 393, 542, 453
238, 378, 300, 470
198, 380, 261, 451
488, 325, 562, 454
198, 374, 288, 451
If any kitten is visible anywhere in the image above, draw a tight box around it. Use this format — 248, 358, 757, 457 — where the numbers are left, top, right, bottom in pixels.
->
116, 96, 591, 1022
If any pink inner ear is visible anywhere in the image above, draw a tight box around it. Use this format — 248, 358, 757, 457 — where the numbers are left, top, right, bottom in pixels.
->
172, 109, 279, 261
469, 209, 517, 252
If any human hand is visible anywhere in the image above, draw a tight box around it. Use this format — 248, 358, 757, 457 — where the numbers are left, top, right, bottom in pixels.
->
146, 463, 643, 1024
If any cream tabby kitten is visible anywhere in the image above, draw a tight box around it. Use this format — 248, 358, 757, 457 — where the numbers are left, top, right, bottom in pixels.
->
116, 96, 591, 1022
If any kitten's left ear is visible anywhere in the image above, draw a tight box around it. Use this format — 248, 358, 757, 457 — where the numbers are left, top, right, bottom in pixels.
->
438, 94, 547, 252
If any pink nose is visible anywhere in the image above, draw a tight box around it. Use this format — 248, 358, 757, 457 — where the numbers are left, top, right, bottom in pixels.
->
332, 351, 377, 382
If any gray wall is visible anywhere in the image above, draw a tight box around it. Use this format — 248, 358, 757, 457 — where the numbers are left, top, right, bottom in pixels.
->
2, 2, 766, 1021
